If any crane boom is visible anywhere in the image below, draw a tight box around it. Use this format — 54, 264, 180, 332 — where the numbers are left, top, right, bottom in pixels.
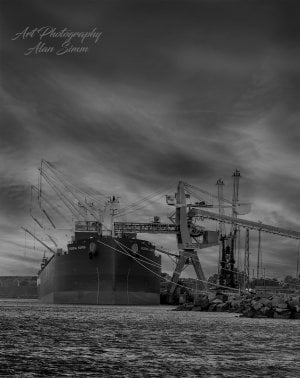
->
21, 227, 56, 254
42, 209, 56, 229
190, 208, 300, 239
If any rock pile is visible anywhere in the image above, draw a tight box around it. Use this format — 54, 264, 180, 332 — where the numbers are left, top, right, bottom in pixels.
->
173, 293, 300, 319
240, 295, 300, 319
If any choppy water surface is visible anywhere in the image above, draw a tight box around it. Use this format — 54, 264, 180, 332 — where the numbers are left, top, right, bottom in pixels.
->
0, 300, 299, 377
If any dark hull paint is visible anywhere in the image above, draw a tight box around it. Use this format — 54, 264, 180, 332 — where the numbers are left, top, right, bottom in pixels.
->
37, 237, 161, 305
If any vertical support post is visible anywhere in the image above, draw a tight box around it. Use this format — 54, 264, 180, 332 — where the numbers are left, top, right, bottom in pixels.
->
231, 169, 240, 259
191, 254, 207, 290
175, 181, 191, 249
257, 228, 261, 279
244, 228, 250, 290
232, 170, 240, 219
237, 227, 241, 271
168, 253, 188, 296
216, 179, 224, 277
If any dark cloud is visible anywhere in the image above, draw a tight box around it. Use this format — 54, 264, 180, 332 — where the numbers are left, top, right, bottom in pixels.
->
0, 184, 29, 218
0, 0, 299, 278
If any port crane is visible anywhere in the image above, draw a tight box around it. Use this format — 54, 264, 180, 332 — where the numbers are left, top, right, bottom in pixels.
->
114, 181, 219, 297
114, 178, 300, 297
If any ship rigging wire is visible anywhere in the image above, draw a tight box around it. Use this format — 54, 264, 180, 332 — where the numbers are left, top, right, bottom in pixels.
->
116, 195, 168, 218
97, 239, 240, 294
115, 238, 245, 279
40, 161, 178, 224
116, 182, 177, 218
40, 164, 104, 220
185, 182, 233, 206
42, 160, 106, 206
100, 239, 208, 294
31, 185, 71, 225
114, 239, 162, 270
43, 160, 105, 211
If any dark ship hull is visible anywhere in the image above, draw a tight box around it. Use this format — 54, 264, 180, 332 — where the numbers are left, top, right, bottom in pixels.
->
37, 236, 161, 305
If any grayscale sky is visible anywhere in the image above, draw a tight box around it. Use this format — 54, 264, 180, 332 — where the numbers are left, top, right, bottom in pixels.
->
0, 0, 299, 279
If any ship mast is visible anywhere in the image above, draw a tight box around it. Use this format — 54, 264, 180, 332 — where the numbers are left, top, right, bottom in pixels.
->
105, 196, 119, 236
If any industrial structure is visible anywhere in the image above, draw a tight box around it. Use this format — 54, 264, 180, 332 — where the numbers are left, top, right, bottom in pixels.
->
23, 160, 300, 304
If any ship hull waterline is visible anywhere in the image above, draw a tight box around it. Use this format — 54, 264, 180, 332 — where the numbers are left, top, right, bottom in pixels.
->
37, 237, 161, 305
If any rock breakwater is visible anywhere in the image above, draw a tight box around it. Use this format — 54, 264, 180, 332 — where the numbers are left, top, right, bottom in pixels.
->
174, 293, 300, 319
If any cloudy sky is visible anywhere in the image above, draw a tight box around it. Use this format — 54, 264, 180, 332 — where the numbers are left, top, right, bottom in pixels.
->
1, 0, 299, 280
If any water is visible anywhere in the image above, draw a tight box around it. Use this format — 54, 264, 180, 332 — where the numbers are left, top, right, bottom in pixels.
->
0, 300, 299, 377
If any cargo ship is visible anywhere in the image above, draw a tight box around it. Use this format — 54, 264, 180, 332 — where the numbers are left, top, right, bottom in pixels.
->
37, 220, 161, 305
